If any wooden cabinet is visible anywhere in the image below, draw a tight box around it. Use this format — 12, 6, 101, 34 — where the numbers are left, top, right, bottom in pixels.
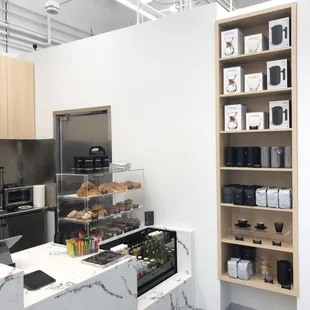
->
0, 56, 8, 139
0, 56, 35, 140
7, 57, 35, 139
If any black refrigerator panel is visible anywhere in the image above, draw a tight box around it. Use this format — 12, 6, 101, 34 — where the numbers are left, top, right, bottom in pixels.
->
101, 227, 177, 297
6, 211, 46, 253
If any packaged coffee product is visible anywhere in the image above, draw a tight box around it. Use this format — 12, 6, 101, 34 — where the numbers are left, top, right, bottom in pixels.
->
269, 100, 291, 129
267, 59, 291, 90
245, 73, 267, 92
261, 147, 271, 168
267, 188, 279, 208
255, 187, 269, 207
246, 112, 269, 130
221, 185, 235, 203
244, 186, 261, 206
279, 188, 292, 209
238, 260, 253, 280
271, 146, 284, 168
233, 186, 244, 205
228, 258, 240, 279
284, 146, 292, 168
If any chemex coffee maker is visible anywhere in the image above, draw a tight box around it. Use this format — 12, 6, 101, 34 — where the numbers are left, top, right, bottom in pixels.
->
271, 24, 288, 46
226, 75, 237, 93
224, 37, 235, 56
271, 106, 288, 126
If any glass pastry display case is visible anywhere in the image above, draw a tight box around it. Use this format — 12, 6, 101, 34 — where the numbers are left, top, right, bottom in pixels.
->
101, 227, 177, 296
56, 168, 144, 244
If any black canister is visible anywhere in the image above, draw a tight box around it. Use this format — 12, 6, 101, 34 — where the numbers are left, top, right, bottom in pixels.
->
74, 156, 85, 169
103, 155, 110, 167
236, 147, 246, 167
225, 147, 237, 167
246, 147, 261, 167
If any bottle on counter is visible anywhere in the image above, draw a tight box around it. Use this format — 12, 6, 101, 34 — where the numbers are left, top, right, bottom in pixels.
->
150, 259, 157, 271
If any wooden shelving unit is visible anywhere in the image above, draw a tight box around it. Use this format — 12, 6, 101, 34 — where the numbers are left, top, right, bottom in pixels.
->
216, 3, 298, 296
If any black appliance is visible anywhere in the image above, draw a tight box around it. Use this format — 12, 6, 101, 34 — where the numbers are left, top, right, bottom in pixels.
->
225, 147, 237, 167
246, 147, 261, 167
101, 227, 177, 297
277, 260, 293, 287
271, 24, 288, 45
272, 106, 288, 126
236, 147, 246, 167
233, 186, 244, 205
269, 66, 286, 86
3, 184, 33, 210
243, 185, 261, 206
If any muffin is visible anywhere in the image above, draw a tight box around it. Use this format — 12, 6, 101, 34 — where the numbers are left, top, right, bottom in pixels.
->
124, 199, 133, 210
115, 202, 126, 212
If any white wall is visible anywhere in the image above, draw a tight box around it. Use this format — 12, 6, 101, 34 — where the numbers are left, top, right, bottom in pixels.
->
21, 4, 223, 309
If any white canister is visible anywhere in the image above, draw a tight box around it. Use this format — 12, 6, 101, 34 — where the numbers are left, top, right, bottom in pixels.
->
267, 188, 279, 208
33, 185, 46, 207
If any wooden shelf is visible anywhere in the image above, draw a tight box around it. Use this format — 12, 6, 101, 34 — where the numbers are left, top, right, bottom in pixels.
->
220, 273, 297, 297
220, 167, 292, 172
220, 129, 292, 134
220, 88, 292, 99
221, 203, 293, 213
219, 47, 291, 66
222, 235, 293, 253
216, 3, 298, 295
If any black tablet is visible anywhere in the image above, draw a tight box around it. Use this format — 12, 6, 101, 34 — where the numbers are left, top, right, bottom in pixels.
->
24, 270, 56, 291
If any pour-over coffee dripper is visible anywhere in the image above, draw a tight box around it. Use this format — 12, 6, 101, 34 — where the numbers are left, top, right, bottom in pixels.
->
247, 37, 260, 53
248, 76, 261, 92
226, 75, 237, 93
227, 112, 238, 130
224, 37, 235, 56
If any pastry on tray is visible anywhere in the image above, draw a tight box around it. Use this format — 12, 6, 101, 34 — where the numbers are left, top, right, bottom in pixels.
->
133, 182, 142, 189
91, 203, 104, 212
124, 199, 133, 210
125, 181, 134, 189
97, 209, 108, 218
80, 181, 96, 190
115, 202, 126, 212
67, 210, 78, 218
87, 188, 100, 196
76, 188, 87, 197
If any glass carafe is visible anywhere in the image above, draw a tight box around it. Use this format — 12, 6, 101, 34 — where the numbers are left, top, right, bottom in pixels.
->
227, 112, 238, 130
226, 75, 237, 93
224, 37, 235, 56
257, 257, 272, 280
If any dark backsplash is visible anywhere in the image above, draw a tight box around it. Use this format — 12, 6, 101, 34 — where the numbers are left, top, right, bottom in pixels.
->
0, 140, 56, 205
0, 139, 55, 185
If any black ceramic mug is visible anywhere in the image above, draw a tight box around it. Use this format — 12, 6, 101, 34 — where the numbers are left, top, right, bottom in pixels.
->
274, 222, 284, 233
271, 24, 288, 45
269, 66, 286, 86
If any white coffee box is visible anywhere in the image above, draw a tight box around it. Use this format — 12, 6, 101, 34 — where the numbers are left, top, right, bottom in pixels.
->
244, 34, 268, 54
246, 112, 269, 130
267, 59, 290, 90
221, 28, 244, 57
245, 73, 267, 92
224, 104, 247, 131
269, 17, 290, 50
256, 187, 269, 207
227, 258, 240, 279
223, 66, 245, 94
269, 100, 291, 129
238, 260, 253, 281
279, 188, 292, 209
267, 188, 279, 208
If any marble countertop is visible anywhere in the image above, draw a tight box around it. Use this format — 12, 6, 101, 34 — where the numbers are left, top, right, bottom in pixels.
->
11, 243, 133, 309
138, 273, 192, 310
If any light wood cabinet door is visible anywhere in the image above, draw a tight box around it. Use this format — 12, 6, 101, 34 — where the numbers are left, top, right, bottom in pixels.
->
7, 57, 35, 139
0, 56, 7, 139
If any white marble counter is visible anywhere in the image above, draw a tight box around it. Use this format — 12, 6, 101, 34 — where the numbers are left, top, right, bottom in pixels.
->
0, 243, 137, 310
